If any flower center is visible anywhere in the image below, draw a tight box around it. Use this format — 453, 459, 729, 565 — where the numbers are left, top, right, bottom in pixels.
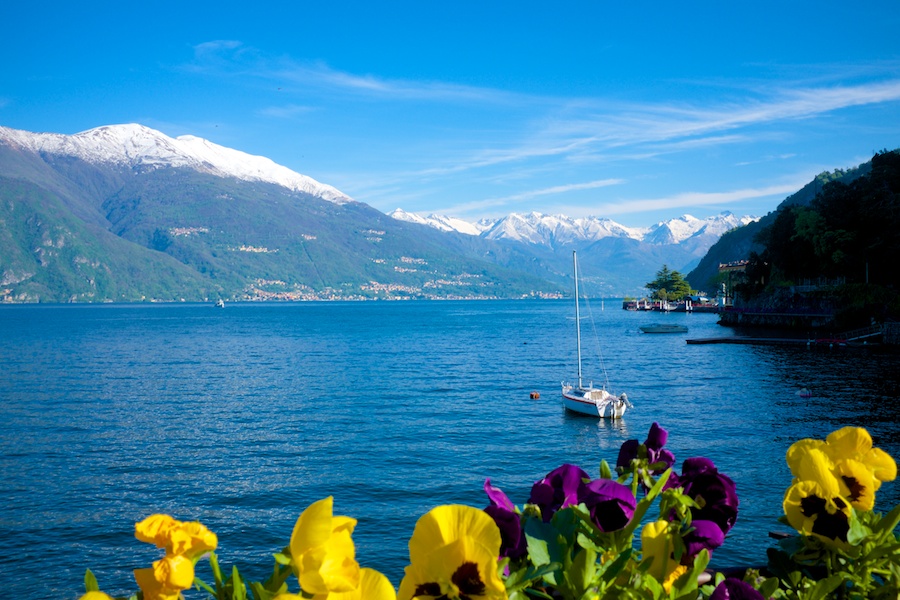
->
413, 562, 487, 600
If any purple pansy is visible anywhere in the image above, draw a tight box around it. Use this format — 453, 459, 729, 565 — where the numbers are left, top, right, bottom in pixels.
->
528, 464, 590, 522
668, 457, 739, 536
710, 578, 765, 600
681, 519, 725, 561
483, 479, 526, 560
616, 422, 676, 473
582, 478, 636, 532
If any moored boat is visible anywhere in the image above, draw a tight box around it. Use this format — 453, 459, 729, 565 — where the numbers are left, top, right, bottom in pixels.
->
561, 251, 631, 418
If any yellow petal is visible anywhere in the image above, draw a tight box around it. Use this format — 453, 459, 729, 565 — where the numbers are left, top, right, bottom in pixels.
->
785, 443, 840, 496
79, 593, 115, 600
826, 427, 873, 458
298, 528, 360, 593
640, 520, 677, 581
407, 505, 502, 560
135, 514, 179, 548
865, 447, 897, 483
169, 520, 218, 558
154, 554, 195, 591
291, 497, 337, 557
314, 568, 398, 600
835, 458, 876, 511
134, 566, 180, 600
398, 536, 505, 600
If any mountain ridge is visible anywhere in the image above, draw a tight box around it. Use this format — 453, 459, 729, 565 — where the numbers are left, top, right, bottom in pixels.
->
0, 123, 768, 302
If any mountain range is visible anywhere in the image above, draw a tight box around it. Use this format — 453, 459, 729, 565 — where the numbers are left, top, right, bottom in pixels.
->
1, 123, 757, 302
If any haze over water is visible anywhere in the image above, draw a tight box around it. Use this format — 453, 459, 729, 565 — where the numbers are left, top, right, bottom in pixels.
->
1, 301, 898, 599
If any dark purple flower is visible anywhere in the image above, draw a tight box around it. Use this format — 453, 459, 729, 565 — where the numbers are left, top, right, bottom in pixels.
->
528, 464, 590, 522
668, 457, 739, 536
681, 519, 725, 562
483, 479, 526, 560
710, 578, 765, 600
616, 422, 676, 473
582, 478, 636, 532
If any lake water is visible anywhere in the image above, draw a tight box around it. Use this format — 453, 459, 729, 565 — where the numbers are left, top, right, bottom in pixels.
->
1, 300, 898, 599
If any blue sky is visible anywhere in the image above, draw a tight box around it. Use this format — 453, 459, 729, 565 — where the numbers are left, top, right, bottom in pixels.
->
2, 1, 899, 228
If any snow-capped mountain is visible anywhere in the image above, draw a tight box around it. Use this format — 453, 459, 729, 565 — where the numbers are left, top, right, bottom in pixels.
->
0, 124, 352, 204
390, 209, 757, 252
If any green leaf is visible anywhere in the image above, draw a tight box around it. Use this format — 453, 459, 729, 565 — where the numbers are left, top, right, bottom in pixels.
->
231, 565, 247, 600
84, 569, 99, 592
807, 573, 844, 600
194, 576, 217, 596
273, 552, 292, 566
757, 576, 781, 598
566, 547, 597, 596
873, 503, 900, 542
599, 459, 613, 480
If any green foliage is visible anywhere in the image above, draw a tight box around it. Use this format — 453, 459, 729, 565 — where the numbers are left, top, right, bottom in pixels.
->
645, 265, 695, 301
750, 150, 900, 289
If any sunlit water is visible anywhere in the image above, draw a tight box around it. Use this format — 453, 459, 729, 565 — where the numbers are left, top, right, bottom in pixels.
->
1, 301, 898, 599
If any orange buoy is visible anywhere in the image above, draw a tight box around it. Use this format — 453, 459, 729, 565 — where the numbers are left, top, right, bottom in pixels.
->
530, 391, 540, 399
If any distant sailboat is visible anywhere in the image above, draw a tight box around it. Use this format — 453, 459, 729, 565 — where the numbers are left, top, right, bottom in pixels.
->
561, 251, 631, 418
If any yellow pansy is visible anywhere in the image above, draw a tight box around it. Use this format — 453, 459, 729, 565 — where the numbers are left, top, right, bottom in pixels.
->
785, 439, 841, 496
168, 520, 219, 558
311, 567, 397, 600
135, 514, 179, 548
79, 593, 115, 600
640, 520, 679, 583
825, 427, 897, 485
290, 496, 360, 595
397, 504, 506, 600
783, 480, 851, 546
135, 514, 218, 559
134, 554, 195, 600
834, 458, 877, 511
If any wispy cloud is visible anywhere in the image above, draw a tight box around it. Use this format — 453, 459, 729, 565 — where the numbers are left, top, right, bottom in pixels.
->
437, 179, 625, 215
590, 180, 812, 217
257, 104, 316, 119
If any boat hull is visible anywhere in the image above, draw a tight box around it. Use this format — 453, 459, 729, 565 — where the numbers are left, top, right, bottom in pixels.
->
562, 387, 628, 418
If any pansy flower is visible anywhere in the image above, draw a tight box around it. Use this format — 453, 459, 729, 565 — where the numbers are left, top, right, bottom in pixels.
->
640, 520, 682, 585
681, 519, 725, 561
617, 422, 676, 474
710, 578, 765, 599
289, 496, 361, 595
824, 427, 897, 508
398, 504, 506, 600
667, 457, 738, 536
527, 464, 589, 521
274, 567, 397, 600
582, 478, 636, 532
134, 554, 195, 600
783, 480, 851, 545
483, 479, 526, 560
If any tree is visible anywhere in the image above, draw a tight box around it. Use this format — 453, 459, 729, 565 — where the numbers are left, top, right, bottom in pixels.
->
645, 265, 694, 301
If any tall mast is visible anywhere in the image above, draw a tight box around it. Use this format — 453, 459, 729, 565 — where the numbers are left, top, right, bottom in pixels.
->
573, 251, 583, 388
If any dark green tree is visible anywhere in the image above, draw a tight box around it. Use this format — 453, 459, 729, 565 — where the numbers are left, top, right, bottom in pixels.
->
645, 265, 694, 301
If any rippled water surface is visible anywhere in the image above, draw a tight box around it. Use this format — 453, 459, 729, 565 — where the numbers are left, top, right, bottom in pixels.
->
1, 301, 898, 599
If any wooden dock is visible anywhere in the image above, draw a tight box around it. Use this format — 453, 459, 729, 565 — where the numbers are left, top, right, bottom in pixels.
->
686, 337, 810, 346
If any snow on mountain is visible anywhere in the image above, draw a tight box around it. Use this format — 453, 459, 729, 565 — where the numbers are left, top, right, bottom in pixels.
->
389, 208, 489, 236
390, 209, 755, 251
0, 124, 352, 204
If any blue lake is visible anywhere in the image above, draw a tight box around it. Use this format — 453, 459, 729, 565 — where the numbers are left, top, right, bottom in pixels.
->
1, 300, 898, 599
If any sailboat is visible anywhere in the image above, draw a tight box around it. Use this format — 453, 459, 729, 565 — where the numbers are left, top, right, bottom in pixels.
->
561, 251, 632, 418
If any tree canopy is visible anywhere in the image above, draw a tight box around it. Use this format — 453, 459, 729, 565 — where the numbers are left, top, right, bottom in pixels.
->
747, 149, 900, 289
645, 265, 694, 301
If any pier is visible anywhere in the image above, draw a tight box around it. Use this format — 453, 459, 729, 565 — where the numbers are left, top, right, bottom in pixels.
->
686, 324, 885, 346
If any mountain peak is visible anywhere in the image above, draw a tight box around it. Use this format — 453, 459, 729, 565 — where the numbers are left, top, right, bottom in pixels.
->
0, 123, 353, 204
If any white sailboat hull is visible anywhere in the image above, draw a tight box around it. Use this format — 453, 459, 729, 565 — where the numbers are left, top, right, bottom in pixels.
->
562, 385, 628, 418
